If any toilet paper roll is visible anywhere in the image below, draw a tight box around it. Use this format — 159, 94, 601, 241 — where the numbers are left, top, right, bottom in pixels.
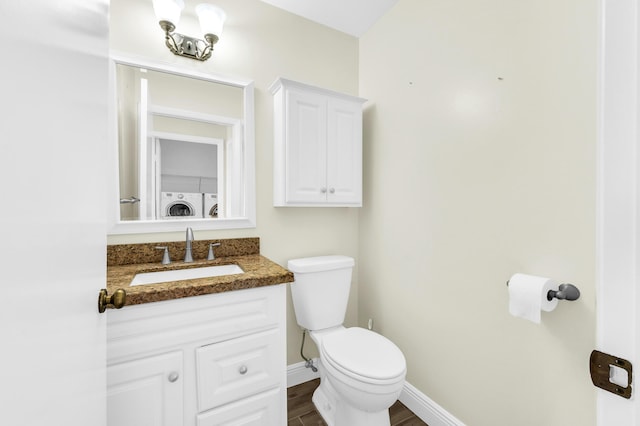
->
508, 273, 559, 323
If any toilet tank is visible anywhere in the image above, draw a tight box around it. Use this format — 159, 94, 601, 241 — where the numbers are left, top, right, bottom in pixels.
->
288, 255, 355, 331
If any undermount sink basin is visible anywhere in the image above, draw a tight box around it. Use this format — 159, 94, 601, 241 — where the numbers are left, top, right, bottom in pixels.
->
130, 264, 244, 286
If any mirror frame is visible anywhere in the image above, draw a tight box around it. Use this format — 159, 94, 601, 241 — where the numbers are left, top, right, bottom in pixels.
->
107, 53, 256, 235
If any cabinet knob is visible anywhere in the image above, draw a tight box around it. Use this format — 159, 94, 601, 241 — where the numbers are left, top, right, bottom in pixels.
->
238, 365, 248, 375
321, 188, 327, 194
329, 188, 335, 194
168, 372, 179, 383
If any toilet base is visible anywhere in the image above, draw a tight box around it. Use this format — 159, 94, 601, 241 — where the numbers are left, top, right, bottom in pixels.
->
312, 378, 337, 426
312, 375, 391, 426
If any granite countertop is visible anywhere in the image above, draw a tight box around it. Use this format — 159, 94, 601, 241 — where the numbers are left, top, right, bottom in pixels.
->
106, 238, 294, 306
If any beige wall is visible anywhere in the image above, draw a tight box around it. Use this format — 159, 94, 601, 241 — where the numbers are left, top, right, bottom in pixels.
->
359, 1, 597, 425
108, 0, 360, 363
110, 0, 599, 423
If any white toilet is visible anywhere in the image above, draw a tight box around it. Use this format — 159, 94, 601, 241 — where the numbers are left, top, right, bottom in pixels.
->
288, 255, 407, 426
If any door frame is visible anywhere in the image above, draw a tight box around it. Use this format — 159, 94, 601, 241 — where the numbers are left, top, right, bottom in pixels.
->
597, 0, 639, 424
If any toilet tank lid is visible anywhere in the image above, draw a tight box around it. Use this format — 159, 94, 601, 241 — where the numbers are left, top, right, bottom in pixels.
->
288, 255, 354, 273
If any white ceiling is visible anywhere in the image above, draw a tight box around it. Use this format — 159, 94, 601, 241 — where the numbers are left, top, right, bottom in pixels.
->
259, 0, 399, 37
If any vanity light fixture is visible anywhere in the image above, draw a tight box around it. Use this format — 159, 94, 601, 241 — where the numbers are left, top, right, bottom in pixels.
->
152, 0, 226, 61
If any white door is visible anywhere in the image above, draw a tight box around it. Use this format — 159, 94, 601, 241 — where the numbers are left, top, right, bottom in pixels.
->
598, 0, 639, 424
0, 2, 109, 426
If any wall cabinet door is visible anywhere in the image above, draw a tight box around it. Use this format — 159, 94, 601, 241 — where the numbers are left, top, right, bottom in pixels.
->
326, 97, 363, 204
272, 78, 365, 207
107, 351, 183, 426
285, 89, 328, 204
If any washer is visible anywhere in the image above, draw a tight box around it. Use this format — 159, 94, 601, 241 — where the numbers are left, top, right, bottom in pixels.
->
203, 193, 218, 218
160, 192, 203, 219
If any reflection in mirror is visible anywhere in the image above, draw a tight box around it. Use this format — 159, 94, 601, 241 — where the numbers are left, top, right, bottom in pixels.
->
108, 55, 255, 234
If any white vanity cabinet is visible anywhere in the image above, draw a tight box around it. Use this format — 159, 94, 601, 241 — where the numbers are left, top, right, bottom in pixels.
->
106, 284, 286, 426
270, 78, 366, 207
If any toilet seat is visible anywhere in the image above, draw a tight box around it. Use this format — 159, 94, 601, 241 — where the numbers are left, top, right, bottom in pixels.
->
320, 327, 406, 384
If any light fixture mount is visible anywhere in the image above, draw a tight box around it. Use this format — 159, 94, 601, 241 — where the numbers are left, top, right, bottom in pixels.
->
153, 2, 225, 62
160, 22, 218, 61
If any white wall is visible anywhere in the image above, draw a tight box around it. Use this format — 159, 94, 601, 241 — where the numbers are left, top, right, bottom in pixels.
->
108, 0, 360, 363
359, 1, 597, 425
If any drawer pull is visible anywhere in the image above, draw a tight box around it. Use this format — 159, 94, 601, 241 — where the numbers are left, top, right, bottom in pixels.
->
168, 372, 180, 383
238, 365, 248, 375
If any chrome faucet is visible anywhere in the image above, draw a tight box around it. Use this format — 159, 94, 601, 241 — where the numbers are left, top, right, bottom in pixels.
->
184, 227, 194, 262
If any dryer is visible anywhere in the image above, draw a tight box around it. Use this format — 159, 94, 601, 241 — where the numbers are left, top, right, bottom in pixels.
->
203, 193, 218, 218
160, 192, 203, 219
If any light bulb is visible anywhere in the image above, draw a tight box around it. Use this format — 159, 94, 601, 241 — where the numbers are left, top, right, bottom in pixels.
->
152, 0, 184, 26
196, 4, 226, 38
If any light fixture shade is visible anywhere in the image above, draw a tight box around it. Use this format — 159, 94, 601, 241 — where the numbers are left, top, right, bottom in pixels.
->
152, 0, 184, 25
195, 4, 226, 37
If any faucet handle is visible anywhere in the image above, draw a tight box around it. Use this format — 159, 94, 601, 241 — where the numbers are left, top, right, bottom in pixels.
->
155, 246, 171, 265
207, 242, 221, 260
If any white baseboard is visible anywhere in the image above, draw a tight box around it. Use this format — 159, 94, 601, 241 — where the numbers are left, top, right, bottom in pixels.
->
399, 381, 466, 426
287, 363, 465, 426
287, 358, 320, 388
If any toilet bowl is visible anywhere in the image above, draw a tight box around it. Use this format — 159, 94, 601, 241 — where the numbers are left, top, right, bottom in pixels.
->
312, 326, 406, 425
288, 256, 407, 426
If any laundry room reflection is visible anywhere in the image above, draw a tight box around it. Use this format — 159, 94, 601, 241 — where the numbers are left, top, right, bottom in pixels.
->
156, 136, 223, 220
115, 62, 245, 222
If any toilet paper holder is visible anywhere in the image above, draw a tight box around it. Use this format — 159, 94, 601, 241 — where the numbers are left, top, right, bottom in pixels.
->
546, 283, 580, 301
506, 281, 581, 301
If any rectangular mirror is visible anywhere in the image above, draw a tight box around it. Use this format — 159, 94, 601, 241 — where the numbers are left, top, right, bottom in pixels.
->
107, 54, 255, 234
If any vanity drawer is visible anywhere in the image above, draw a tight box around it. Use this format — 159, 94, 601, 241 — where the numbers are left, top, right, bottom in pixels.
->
196, 327, 282, 412
108, 285, 285, 362
196, 387, 282, 426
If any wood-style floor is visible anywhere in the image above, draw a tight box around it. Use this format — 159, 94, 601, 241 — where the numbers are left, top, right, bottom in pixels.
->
287, 379, 428, 426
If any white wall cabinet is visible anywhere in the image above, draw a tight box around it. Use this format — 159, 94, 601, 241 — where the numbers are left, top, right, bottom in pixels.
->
271, 78, 366, 207
107, 284, 286, 426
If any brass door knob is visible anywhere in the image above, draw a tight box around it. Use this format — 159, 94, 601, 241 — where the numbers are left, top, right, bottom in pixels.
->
98, 288, 127, 313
